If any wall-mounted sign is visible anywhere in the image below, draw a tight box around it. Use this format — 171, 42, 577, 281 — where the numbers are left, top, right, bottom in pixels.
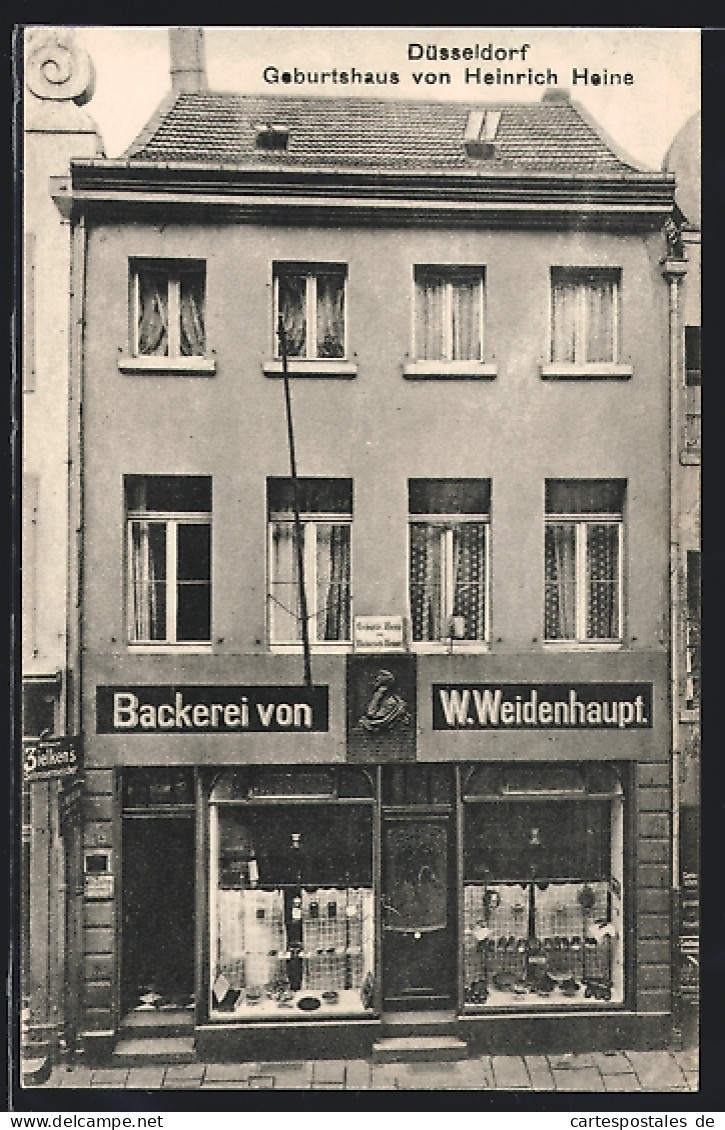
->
433, 683, 654, 731
353, 615, 406, 652
347, 656, 416, 762
96, 685, 329, 734
84, 848, 114, 900
22, 735, 81, 783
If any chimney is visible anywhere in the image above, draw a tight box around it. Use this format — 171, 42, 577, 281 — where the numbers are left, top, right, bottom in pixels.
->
169, 27, 207, 93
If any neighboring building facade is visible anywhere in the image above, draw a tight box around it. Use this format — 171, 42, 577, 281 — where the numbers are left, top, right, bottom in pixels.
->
663, 113, 701, 1041
60, 31, 679, 1061
21, 27, 103, 1061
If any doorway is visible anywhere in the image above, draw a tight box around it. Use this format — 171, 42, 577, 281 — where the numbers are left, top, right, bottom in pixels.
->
121, 816, 195, 1012
381, 766, 457, 1010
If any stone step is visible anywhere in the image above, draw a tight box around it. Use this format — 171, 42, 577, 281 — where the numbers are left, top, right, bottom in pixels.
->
120, 1008, 194, 1039
372, 1035, 468, 1063
112, 1036, 197, 1066
382, 1010, 459, 1038
21, 1056, 53, 1087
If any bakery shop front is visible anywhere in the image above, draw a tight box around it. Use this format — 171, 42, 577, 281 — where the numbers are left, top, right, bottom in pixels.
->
102, 652, 670, 1060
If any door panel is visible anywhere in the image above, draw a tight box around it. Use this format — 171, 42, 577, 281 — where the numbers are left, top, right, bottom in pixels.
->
382, 814, 455, 1007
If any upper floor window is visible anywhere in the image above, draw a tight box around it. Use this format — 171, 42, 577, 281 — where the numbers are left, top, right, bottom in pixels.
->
685, 325, 701, 386
126, 475, 211, 645
544, 479, 625, 644
685, 550, 701, 711
132, 261, 206, 359
414, 267, 484, 362
550, 268, 621, 365
409, 479, 490, 645
274, 264, 346, 360
268, 478, 352, 645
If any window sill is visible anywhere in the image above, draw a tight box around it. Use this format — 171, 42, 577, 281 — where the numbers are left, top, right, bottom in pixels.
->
269, 642, 353, 655
127, 643, 214, 654
411, 641, 489, 653
118, 355, 217, 376
543, 641, 623, 651
540, 362, 632, 381
263, 359, 357, 379
403, 361, 497, 380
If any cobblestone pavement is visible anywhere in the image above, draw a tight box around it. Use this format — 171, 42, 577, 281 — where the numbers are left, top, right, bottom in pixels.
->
35, 1047, 700, 1092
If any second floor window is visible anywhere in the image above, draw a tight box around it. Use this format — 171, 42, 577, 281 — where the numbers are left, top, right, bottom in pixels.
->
409, 479, 490, 644
414, 267, 484, 362
126, 475, 211, 645
550, 268, 620, 365
132, 261, 206, 358
275, 264, 346, 360
544, 479, 624, 644
268, 478, 352, 644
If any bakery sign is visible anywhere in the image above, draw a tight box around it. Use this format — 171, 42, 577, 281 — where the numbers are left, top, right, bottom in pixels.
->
96, 685, 329, 734
433, 683, 653, 731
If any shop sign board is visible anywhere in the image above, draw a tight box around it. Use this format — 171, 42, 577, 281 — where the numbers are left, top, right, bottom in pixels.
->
433, 682, 654, 731
96, 685, 329, 734
353, 615, 405, 652
22, 735, 82, 782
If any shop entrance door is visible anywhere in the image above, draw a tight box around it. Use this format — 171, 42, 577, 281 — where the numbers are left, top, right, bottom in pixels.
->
121, 816, 195, 1012
381, 811, 456, 1009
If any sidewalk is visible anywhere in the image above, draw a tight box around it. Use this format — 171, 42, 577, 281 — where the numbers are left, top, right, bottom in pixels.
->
35, 1047, 699, 1092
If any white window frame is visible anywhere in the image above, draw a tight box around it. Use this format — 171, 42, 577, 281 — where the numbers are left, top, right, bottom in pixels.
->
273, 264, 348, 362
121, 261, 214, 376
408, 513, 490, 650
126, 505, 212, 648
268, 510, 353, 649
542, 268, 631, 380
544, 513, 623, 646
413, 266, 485, 363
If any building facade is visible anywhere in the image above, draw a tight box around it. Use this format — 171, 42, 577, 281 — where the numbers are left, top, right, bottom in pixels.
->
21, 28, 103, 1065
60, 31, 679, 1061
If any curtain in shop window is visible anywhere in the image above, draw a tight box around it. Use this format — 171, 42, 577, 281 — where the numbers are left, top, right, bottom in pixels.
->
451, 276, 481, 361
586, 523, 619, 638
316, 273, 345, 358
584, 277, 615, 363
316, 523, 351, 640
137, 271, 169, 356
416, 276, 446, 360
278, 275, 307, 357
410, 524, 442, 641
129, 520, 166, 641
551, 278, 578, 363
452, 523, 486, 640
179, 274, 206, 356
545, 523, 576, 640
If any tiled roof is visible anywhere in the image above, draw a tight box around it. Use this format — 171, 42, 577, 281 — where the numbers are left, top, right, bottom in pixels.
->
124, 92, 642, 173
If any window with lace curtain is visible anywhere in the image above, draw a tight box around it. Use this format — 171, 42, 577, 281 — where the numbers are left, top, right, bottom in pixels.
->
550, 268, 620, 365
409, 479, 490, 646
544, 480, 625, 644
126, 476, 211, 645
414, 267, 484, 362
274, 264, 346, 360
132, 262, 206, 359
268, 478, 352, 646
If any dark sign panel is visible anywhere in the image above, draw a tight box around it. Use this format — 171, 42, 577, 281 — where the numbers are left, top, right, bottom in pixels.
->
22, 736, 82, 782
96, 685, 329, 734
347, 655, 417, 762
433, 683, 654, 731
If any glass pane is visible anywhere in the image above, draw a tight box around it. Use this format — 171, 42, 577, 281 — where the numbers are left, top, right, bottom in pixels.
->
551, 279, 577, 363
410, 523, 442, 641
316, 273, 345, 358
383, 821, 447, 932
137, 270, 168, 357
270, 522, 302, 642
451, 276, 481, 361
544, 524, 576, 640
130, 520, 167, 641
584, 278, 615, 363
586, 524, 619, 639
179, 271, 206, 356
127, 476, 212, 514
278, 274, 306, 357
452, 523, 486, 639
176, 581, 211, 641
315, 523, 351, 641
416, 274, 445, 360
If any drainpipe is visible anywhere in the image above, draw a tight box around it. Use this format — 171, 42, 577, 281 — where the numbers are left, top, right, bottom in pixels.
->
661, 244, 687, 1038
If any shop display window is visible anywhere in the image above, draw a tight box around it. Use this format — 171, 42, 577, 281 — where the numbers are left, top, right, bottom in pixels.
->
209, 769, 375, 1020
462, 765, 624, 1009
